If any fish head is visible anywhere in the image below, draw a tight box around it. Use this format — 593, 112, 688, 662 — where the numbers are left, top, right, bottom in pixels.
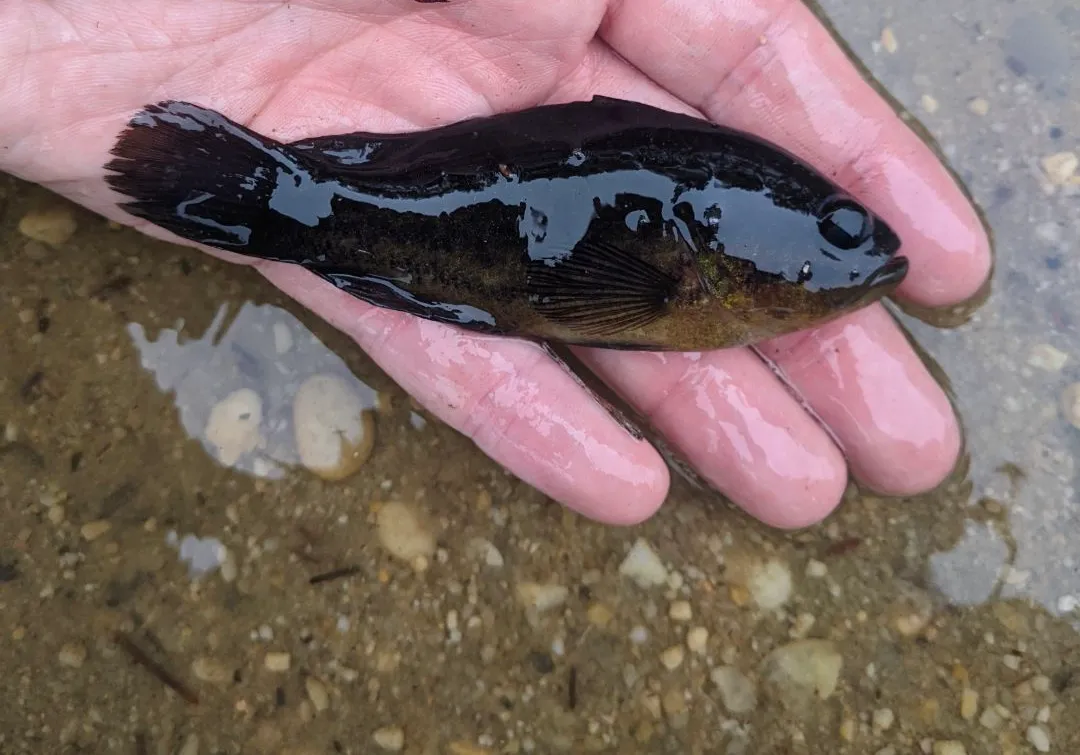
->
672, 161, 908, 339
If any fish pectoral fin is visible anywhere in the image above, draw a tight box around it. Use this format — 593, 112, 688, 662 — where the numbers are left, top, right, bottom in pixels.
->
526, 239, 678, 337
306, 268, 501, 334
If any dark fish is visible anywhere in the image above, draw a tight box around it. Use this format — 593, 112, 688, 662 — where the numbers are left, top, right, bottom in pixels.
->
103, 96, 908, 352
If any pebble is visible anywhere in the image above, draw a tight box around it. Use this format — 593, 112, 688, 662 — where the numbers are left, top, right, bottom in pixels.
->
586, 603, 614, 629
58, 642, 87, 668
47, 505, 65, 525
264, 652, 291, 672
305, 676, 330, 712
293, 374, 376, 481
686, 627, 709, 654
18, 206, 78, 246
979, 706, 1003, 729
659, 645, 685, 670
920, 94, 940, 114
515, 583, 568, 614
805, 559, 828, 578
1041, 151, 1078, 186
466, 538, 504, 568
932, 742, 966, 755
1026, 725, 1051, 752
372, 726, 405, 751
960, 688, 978, 720
662, 688, 688, 729
762, 640, 842, 701
668, 600, 692, 622
968, 97, 990, 116
727, 556, 792, 610
191, 657, 230, 684
1027, 343, 1069, 372
80, 520, 111, 542
872, 707, 895, 732
1060, 384, 1080, 429
205, 388, 263, 466
618, 538, 668, 588
711, 666, 758, 714
447, 744, 492, 755
1003, 653, 1022, 670
375, 501, 435, 562
880, 26, 898, 54
272, 322, 294, 354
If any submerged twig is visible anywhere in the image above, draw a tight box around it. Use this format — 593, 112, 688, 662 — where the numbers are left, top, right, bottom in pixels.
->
113, 631, 199, 705
308, 565, 362, 585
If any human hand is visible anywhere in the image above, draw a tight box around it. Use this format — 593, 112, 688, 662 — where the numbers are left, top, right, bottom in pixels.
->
0, 0, 990, 528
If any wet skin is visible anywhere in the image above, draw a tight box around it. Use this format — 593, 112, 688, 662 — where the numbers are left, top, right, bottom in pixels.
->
104, 96, 907, 352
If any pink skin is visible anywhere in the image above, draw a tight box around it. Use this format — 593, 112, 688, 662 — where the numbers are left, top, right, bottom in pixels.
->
1, 0, 990, 528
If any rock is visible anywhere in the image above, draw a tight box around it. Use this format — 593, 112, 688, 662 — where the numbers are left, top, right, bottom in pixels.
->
587, 603, 614, 629
176, 733, 199, 755
272, 322, 293, 354
372, 726, 405, 751
968, 98, 990, 116
80, 520, 111, 542
1027, 343, 1069, 372
448, 744, 493, 755
515, 583, 568, 614
762, 640, 843, 708
618, 539, 668, 588
1041, 151, 1078, 186
979, 706, 1003, 729
293, 374, 376, 481
1026, 725, 1051, 752
18, 207, 77, 246
711, 666, 758, 714
376, 501, 435, 562
920, 94, 939, 113
264, 652, 291, 672
205, 388, 263, 466
805, 559, 828, 578
58, 643, 87, 668
191, 657, 230, 684
872, 708, 895, 732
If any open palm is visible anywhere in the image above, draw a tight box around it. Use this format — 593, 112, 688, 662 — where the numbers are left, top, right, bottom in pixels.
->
1, 0, 990, 527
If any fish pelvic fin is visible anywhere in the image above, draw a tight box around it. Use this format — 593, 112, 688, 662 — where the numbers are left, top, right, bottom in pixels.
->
104, 101, 321, 261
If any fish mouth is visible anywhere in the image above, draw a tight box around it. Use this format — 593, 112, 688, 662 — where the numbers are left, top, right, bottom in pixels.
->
863, 255, 909, 292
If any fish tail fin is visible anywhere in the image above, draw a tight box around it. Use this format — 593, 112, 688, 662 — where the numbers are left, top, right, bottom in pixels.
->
104, 101, 315, 261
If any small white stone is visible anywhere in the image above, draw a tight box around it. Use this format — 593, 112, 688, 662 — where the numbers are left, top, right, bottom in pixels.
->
669, 600, 692, 622
979, 706, 1003, 729
305, 676, 330, 712
1026, 725, 1050, 752
659, 645, 685, 670
1028, 343, 1068, 372
372, 726, 405, 751
58, 643, 87, 668
619, 538, 668, 588
515, 583, 568, 614
272, 322, 293, 354
805, 559, 828, 578
376, 502, 435, 562
960, 688, 978, 720
873, 707, 895, 732
710, 666, 758, 714
1003, 654, 1022, 670
264, 651, 291, 672
747, 559, 792, 610
18, 206, 77, 246
466, 538, 504, 568
629, 626, 649, 645
932, 743, 966, 755
686, 627, 709, 654
176, 733, 199, 755
1041, 151, 1078, 185
762, 639, 843, 700
293, 374, 375, 480
920, 94, 939, 113
205, 388, 263, 466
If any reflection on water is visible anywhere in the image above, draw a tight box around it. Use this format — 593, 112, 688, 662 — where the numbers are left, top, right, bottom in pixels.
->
126, 301, 380, 481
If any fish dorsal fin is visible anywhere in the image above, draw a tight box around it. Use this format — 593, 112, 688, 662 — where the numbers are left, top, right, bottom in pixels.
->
526, 238, 680, 337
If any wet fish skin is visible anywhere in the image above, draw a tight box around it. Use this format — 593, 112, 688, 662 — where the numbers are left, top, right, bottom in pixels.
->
103, 96, 907, 352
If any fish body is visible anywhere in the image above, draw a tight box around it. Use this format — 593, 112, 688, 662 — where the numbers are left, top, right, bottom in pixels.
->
104, 96, 907, 351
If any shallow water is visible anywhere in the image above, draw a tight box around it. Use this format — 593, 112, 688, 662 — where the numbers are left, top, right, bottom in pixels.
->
2, 1, 1079, 753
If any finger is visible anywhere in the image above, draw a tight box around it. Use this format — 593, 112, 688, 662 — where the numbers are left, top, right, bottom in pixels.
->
759, 303, 961, 496
576, 346, 849, 529
600, 0, 992, 308
257, 262, 670, 525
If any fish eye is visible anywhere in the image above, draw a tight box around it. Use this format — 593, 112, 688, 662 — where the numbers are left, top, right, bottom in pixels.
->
817, 197, 872, 250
